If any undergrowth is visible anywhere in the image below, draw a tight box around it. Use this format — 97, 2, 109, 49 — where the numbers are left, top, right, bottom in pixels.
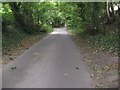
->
2, 25, 50, 55
69, 22, 118, 56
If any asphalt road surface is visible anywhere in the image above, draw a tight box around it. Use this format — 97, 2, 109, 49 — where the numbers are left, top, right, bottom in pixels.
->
2, 27, 93, 88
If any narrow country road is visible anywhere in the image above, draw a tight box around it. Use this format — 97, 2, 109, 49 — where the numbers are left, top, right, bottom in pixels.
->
2, 27, 93, 88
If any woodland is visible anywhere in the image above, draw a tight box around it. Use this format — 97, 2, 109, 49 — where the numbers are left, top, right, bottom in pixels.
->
1, 2, 119, 58
1, 2, 119, 88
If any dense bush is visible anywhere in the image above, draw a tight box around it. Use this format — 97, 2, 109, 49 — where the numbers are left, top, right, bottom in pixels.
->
57, 2, 119, 54
51, 16, 65, 28
2, 2, 119, 55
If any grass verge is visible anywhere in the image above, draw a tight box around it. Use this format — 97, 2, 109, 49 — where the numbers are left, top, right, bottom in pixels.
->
2, 30, 47, 66
69, 26, 118, 88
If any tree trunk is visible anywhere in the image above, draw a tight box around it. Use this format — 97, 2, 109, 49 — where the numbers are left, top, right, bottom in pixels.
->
9, 2, 35, 34
110, 2, 116, 22
89, 2, 100, 35
105, 1, 111, 24
104, 2, 115, 24
9, 3, 25, 26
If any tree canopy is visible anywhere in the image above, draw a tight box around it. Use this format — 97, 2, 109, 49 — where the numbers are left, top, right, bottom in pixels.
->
2, 2, 119, 54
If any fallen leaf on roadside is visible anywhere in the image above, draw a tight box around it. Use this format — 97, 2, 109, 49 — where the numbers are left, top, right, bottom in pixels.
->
83, 57, 91, 63
9, 56, 16, 61
64, 73, 69, 76
75, 67, 79, 70
108, 79, 118, 82
103, 65, 110, 71
104, 87, 109, 88
11, 67, 17, 70
91, 67, 97, 70
92, 50, 98, 54
90, 65, 98, 71
91, 74, 94, 77
95, 83, 102, 88
96, 76, 100, 79
32, 53, 38, 56
97, 70, 103, 74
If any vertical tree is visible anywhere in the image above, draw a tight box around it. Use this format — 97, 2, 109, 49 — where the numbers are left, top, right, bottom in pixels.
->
90, 2, 101, 35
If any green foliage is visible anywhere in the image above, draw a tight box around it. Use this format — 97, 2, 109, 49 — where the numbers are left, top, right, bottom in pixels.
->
41, 24, 53, 33
2, 3, 15, 33
51, 16, 65, 28
2, 26, 28, 51
88, 32, 118, 54
57, 2, 118, 54
2, 2, 119, 55
2, 2, 66, 34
